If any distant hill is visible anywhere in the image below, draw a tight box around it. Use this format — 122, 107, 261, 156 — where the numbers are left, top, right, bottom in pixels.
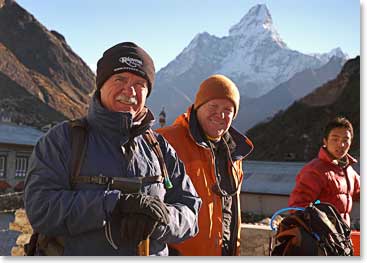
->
0, 0, 94, 128
246, 56, 360, 161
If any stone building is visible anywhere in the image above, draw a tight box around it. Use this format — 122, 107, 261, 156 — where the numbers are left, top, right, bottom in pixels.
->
0, 122, 44, 192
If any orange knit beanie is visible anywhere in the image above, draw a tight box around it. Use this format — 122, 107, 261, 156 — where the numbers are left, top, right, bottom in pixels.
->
194, 74, 240, 118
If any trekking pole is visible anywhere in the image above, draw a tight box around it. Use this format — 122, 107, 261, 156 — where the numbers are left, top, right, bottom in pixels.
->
137, 239, 149, 256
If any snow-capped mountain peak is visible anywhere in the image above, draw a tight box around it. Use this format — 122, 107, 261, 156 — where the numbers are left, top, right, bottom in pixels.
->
328, 47, 349, 59
149, 4, 347, 127
308, 47, 348, 63
229, 4, 286, 48
229, 4, 272, 35
183, 32, 213, 53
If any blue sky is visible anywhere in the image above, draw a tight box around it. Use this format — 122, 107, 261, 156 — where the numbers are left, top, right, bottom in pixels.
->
16, 0, 361, 72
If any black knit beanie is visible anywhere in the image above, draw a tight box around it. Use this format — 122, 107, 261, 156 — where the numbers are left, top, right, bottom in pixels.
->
96, 42, 155, 96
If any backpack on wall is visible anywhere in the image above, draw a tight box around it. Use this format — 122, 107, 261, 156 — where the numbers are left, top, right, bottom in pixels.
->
269, 201, 354, 256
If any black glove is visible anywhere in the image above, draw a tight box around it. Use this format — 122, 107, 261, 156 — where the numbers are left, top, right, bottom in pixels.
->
115, 194, 170, 225
120, 214, 158, 246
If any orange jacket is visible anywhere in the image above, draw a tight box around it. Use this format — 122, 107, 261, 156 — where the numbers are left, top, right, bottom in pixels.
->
157, 106, 254, 255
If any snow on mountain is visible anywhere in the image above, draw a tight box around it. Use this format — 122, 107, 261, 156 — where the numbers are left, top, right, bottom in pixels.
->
309, 47, 349, 63
228, 4, 286, 48
148, 4, 347, 127
157, 32, 230, 81
233, 55, 345, 132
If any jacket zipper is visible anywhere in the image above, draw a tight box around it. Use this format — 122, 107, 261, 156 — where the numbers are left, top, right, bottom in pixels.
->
208, 146, 223, 252
343, 167, 351, 220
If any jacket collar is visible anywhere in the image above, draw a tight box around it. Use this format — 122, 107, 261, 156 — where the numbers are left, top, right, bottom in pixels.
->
175, 105, 254, 161
318, 146, 357, 167
86, 91, 155, 145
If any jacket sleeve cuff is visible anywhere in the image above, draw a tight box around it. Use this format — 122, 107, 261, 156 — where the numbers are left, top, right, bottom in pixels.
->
103, 190, 121, 220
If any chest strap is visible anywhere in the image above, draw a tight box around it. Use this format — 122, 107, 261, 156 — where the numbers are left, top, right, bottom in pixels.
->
68, 121, 172, 190
72, 174, 164, 193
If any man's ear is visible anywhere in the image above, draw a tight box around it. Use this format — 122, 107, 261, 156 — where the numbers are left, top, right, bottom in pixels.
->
322, 138, 327, 147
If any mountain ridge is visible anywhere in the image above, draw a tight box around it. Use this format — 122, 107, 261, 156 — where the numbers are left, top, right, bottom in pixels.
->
0, 0, 95, 127
233, 55, 345, 131
245, 56, 360, 161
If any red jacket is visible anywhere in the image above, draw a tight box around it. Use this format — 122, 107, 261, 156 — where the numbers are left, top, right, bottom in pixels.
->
157, 106, 253, 255
288, 147, 360, 226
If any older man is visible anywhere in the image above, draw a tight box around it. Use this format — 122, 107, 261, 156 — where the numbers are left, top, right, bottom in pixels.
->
157, 74, 254, 255
24, 42, 201, 255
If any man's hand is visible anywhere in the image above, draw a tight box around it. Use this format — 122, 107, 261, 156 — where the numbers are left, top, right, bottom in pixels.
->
115, 194, 170, 225
120, 214, 158, 246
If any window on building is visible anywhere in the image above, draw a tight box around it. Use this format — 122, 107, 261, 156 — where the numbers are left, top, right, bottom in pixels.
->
0, 155, 6, 177
15, 156, 29, 177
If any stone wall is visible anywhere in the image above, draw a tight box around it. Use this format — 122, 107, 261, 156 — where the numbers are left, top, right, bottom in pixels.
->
6, 210, 360, 256
9, 209, 32, 256
0, 192, 24, 211
240, 223, 273, 256
8, 209, 274, 256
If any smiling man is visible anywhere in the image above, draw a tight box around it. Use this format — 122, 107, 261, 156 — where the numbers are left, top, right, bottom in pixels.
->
24, 42, 201, 256
288, 117, 360, 226
157, 74, 254, 256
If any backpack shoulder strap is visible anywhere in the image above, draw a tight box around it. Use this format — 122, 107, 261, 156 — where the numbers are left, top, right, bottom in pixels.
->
68, 118, 88, 188
24, 118, 88, 256
143, 129, 173, 189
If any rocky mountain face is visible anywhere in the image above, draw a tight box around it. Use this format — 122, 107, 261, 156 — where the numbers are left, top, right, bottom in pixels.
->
233, 56, 345, 132
147, 4, 347, 127
0, 69, 67, 128
0, 0, 94, 128
245, 56, 360, 162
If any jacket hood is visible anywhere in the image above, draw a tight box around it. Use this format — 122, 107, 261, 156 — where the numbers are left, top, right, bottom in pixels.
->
174, 105, 254, 161
86, 91, 155, 145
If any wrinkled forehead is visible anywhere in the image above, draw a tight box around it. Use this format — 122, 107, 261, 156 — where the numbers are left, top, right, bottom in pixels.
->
109, 71, 147, 83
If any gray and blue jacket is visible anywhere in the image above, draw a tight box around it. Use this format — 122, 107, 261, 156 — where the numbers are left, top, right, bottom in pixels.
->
24, 94, 202, 255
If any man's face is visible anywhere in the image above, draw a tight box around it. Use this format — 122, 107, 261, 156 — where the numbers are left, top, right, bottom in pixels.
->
100, 72, 148, 117
323, 127, 352, 160
196, 98, 235, 139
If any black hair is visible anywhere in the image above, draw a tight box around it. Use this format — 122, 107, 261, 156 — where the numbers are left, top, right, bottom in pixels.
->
324, 116, 354, 140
